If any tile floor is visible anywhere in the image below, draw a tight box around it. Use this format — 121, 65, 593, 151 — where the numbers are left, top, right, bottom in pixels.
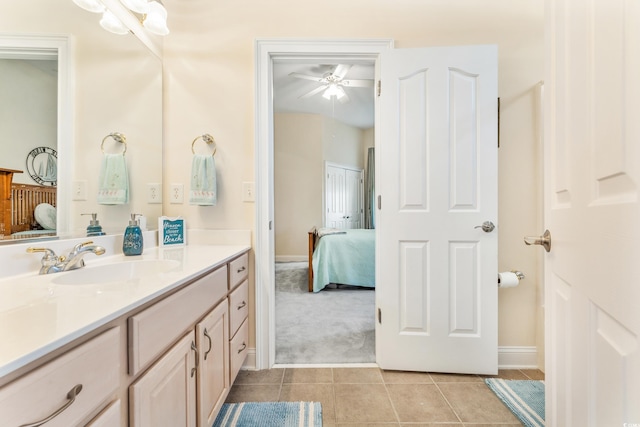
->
226, 367, 544, 426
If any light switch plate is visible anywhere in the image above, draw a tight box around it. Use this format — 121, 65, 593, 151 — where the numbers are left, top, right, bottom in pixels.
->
72, 180, 87, 201
242, 182, 255, 202
170, 183, 184, 204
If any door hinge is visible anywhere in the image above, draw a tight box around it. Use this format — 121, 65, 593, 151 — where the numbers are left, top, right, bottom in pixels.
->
378, 308, 382, 323
377, 195, 381, 210
269, 221, 272, 230
377, 80, 382, 97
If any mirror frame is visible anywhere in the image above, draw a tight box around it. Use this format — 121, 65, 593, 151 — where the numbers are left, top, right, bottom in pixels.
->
0, 34, 73, 236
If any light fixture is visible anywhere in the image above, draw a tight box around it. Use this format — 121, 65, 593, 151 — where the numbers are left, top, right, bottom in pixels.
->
120, 0, 150, 14
100, 9, 129, 35
322, 84, 346, 100
71, 0, 169, 36
72, 0, 105, 13
143, 1, 170, 35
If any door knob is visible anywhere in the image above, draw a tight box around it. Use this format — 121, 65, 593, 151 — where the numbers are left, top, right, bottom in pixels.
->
474, 221, 495, 233
524, 229, 551, 252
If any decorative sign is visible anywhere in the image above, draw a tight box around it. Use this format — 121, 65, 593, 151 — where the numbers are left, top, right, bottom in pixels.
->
158, 216, 186, 247
26, 146, 57, 186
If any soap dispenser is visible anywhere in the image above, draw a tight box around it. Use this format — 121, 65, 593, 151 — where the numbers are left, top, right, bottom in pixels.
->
82, 213, 105, 237
123, 213, 143, 256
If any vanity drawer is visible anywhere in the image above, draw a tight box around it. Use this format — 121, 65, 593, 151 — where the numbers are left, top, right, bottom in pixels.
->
128, 265, 228, 376
229, 318, 248, 383
229, 279, 249, 338
86, 399, 122, 426
0, 327, 120, 427
228, 252, 248, 290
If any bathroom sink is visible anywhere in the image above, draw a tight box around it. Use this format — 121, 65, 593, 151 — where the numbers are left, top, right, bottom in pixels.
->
51, 259, 181, 285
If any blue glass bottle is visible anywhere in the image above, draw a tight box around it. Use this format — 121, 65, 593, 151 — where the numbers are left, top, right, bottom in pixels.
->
123, 213, 143, 256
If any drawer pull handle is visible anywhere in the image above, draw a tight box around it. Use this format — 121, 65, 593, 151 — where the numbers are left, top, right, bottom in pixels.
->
237, 301, 247, 310
238, 342, 247, 354
191, 341, 199, 377
237, 266, 246, 273
20, 384, 83, 427
203, 328, 213, 361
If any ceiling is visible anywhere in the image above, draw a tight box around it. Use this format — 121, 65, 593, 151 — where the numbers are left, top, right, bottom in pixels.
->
272, 61, 375, 129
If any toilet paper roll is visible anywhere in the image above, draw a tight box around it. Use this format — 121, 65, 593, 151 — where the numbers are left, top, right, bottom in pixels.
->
498, 271, 520, 288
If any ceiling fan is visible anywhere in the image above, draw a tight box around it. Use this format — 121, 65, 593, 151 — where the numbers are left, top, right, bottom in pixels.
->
289, 64, 374, 104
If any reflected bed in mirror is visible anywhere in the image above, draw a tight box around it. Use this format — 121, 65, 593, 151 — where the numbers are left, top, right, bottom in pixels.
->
0, 0, 163, 245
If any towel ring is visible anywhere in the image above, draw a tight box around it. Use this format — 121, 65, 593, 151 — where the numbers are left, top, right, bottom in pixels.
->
191, 134, 216, 156
101, 132, 127, 155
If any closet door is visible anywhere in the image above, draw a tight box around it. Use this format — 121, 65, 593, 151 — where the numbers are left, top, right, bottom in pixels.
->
344, 169, 363, 229
325, 164, 363, 229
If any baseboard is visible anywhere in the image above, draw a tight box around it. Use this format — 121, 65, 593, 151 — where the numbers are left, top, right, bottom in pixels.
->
242, 348, 257, 370
275, 255, 307, 263
242, 346, 539, 371
498, 346, 539, 369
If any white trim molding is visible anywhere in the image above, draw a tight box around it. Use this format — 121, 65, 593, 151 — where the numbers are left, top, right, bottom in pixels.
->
498, 346, 539, 370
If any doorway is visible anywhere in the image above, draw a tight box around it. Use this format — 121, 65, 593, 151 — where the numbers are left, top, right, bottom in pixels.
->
254, 39, 393, 370
272, 59, 375, 364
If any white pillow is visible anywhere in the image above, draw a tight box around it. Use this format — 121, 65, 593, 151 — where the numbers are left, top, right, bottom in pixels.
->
34, 203, 57, 230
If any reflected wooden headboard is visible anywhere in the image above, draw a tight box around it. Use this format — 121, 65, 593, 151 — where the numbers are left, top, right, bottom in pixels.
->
11, 183, 56, 233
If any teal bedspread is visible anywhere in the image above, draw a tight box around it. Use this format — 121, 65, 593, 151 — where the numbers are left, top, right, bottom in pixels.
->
312, 229, 375, 292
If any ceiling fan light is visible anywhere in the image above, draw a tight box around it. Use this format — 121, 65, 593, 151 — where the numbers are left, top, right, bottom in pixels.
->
99, 10, 129, 35
72, 0, 105, 13
143, 1, 170, 35
323, 84, 345, 100
120, 0, 150, 14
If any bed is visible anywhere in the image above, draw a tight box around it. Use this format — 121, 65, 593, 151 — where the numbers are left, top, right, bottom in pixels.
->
307, 226, 375, 292
10, 183, 56, 236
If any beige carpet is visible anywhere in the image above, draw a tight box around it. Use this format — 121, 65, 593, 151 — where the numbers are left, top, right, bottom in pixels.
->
275, 262, 375, 364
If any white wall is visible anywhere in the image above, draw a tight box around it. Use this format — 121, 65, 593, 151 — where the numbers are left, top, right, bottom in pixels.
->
274, 113, 366, 259
163, 1, 545, 364
0, 60, 57, 185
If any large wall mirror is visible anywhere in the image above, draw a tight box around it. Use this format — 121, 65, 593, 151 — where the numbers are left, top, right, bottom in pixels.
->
0, 0, 163, 244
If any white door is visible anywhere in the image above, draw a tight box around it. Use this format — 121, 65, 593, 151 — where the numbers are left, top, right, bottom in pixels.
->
325, 164, 363, 229
544, 1, 640, 425
376, 45, 498, 374
344, 168, 363, 228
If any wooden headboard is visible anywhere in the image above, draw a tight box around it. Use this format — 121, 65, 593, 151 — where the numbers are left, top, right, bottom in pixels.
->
308, 226, 319, 292
11, 183, 56, 233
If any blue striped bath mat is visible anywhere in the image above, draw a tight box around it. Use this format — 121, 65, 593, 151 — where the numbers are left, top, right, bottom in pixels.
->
485, 379, 545, 427
212, 401, 322, 427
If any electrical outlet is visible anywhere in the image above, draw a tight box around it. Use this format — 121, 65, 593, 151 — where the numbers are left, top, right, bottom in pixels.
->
242, 182, 255, 202
147, 183, 162, 204
170, 183, 184, 204
72, 180, 87, 201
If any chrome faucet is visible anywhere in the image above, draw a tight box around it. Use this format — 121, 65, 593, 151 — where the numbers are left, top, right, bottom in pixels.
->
27, 241, 106, 275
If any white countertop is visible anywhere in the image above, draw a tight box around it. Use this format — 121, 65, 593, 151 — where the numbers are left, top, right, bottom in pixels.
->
0, 243, 249, 383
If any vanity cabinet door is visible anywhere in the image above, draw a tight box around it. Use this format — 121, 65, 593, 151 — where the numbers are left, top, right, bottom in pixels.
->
195, 301, 229, 427
129, 332, 197, 427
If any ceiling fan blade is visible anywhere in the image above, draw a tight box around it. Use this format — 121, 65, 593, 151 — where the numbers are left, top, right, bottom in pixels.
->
341, 78, 374, 88
298, 85, 327, 99
289, 72, 326, 83
332, 64, 352, 80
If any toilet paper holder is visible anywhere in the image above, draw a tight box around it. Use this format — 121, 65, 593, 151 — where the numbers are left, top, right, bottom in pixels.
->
511, 270, 525, 280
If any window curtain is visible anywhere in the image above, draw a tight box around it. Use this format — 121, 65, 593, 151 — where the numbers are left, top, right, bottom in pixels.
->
364, 147, 375, 229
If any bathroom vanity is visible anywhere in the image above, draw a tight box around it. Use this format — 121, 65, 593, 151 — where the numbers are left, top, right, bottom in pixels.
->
0, 241, 250, 427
